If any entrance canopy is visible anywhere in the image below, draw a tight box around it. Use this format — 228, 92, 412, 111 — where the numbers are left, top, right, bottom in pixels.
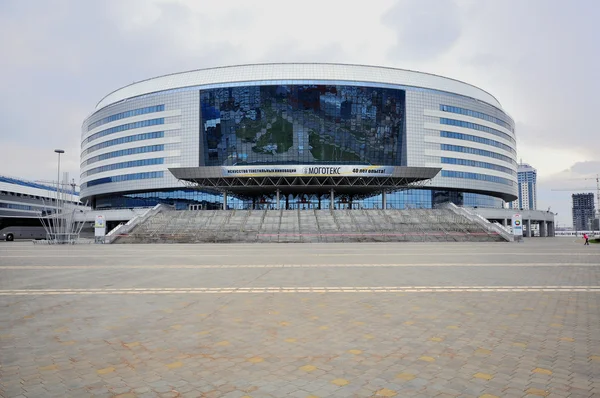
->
169, 165, 441, 199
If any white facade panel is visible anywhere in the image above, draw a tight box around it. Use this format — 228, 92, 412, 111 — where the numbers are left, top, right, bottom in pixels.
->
425, 163, 517, 180
81, 123, 181, 153
81, 136, 181, 164
424, 150, 518, 172
423, 109, 515, 139
95, 63, 503, 111
423, 122, 516, 150
80, 163, 181, 185
424, 136, 515, 159
81, 150, 181, 174
83, 109, 182, 140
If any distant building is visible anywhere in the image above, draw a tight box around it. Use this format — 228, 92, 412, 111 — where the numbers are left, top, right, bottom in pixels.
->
0, 175, 80, 220
509, 162, 537, 210
572, 193, 595, 231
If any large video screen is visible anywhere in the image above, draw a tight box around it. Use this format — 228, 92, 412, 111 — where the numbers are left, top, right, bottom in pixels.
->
200, 84, 405, 166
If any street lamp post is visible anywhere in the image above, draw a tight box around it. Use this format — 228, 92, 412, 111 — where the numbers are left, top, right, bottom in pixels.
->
54, 149, 65, 241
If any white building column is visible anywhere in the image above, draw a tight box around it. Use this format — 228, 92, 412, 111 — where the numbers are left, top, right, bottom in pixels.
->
539, 221, 546, 237
223, 192, 228, 210
382, 191, 387, 210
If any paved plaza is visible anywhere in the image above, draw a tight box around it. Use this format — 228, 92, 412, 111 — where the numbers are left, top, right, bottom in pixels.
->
0, 239, 599, 398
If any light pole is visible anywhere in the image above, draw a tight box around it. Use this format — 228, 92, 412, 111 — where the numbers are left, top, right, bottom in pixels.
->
54, 149, 64, 240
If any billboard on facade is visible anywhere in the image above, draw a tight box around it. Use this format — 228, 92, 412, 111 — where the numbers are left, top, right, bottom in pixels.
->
221, 165, 394, 178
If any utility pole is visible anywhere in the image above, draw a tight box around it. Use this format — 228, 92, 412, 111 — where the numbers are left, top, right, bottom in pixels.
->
54, 149, 65, 241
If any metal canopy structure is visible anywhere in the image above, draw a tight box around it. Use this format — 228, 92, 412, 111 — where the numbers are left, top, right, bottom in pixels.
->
169, 166, 441, 199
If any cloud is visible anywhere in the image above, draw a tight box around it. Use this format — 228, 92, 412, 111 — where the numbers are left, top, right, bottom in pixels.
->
567, 161, 600, 175
451, 0, 600, 161
0, 142, 81, 183
0, 0, 250, 184
259, 41, 349, 64
382, 0, 462, 61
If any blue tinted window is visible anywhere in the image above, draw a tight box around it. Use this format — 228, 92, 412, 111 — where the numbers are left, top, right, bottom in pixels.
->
440, 118, 515, 144
82, 171, 164, 188
440, 131, 515, 154
82, 131, 164, 156
82, 145, 164, 167
87, 105, 165, 131
81, 158, 164, 178
82, 118, 165, 146
440, 144, 516, 165
441, 157, 516, 176
0, 203, 36, 211
441, 170, 514, 186
440, 105, 513, 132
94, 187, 504, 210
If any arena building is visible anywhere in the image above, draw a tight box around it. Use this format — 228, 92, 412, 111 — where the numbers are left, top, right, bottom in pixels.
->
80, 63, 518, 210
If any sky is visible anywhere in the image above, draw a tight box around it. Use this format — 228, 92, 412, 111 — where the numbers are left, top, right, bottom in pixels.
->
0, 0, 598, 226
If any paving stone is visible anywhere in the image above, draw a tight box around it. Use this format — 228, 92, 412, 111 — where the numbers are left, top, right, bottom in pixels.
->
0, 241, 598, 398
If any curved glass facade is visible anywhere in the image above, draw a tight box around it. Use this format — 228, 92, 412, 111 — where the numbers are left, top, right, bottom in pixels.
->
93, 189, 503, 210
201, 84, 406, 166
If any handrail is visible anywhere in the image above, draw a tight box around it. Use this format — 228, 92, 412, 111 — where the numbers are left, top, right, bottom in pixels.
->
105, 203, 166, 243
330, 208, 341, 231
313, 209, 322, 237
493, 221, 512, 234
441, 202, 513, 242
297, 208, 302, 241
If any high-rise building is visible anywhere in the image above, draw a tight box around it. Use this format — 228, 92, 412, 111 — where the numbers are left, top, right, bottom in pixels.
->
509, 162, 537, 210
572, 193, 595, 231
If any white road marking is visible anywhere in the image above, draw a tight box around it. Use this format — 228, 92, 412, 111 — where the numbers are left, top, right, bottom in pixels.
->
0, 286, 598, 295
0, 263, 598, 270
1, 252, 599, 258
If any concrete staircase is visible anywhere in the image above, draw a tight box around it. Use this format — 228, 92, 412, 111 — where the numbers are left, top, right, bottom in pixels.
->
115, 208, 508, 243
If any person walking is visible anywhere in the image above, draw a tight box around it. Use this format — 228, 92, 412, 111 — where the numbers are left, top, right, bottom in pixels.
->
583, 233, 589, 245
